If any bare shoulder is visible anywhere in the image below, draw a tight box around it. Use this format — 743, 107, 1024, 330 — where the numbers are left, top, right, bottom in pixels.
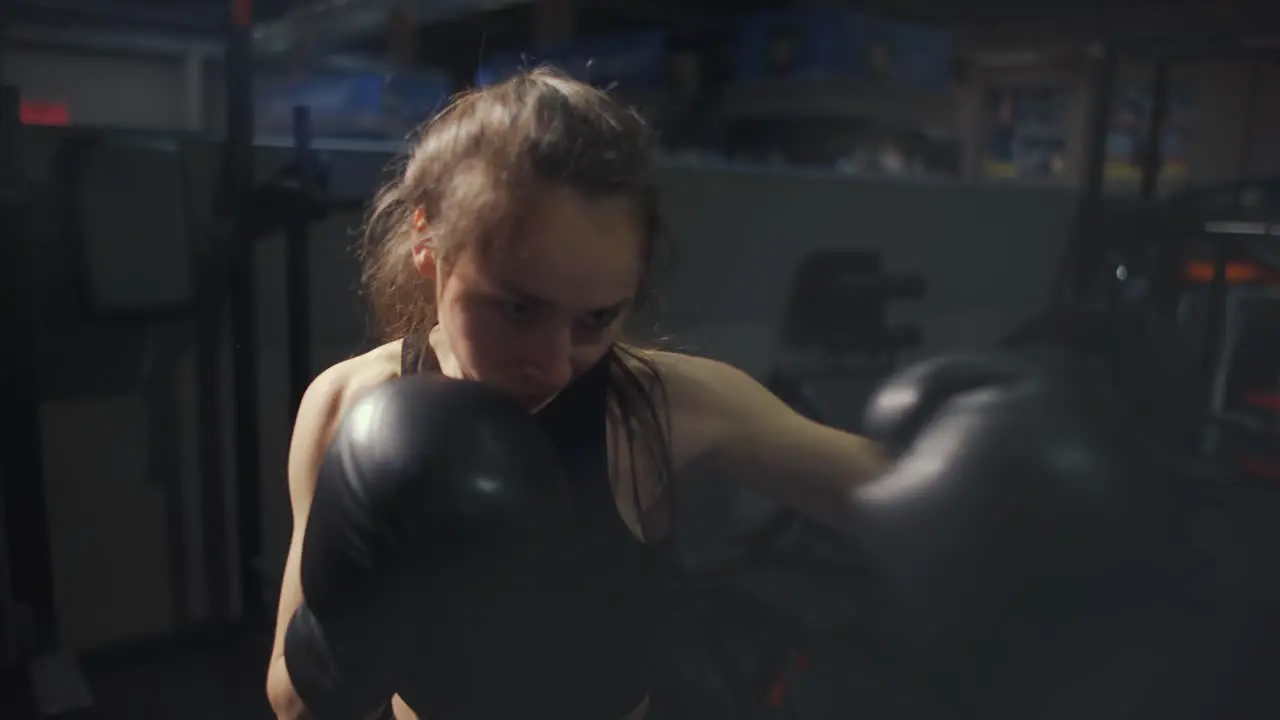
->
618, 347, 757, 403
300, 340, 404, 425
612, 347, 763, 467
334, 339, 406, 401
286, 340, 404, 511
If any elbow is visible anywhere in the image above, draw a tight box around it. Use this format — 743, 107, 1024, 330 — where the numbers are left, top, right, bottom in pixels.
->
266, 655, 307, 720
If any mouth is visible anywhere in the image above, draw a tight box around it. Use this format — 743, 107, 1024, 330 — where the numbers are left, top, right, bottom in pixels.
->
518, 389, 562, 412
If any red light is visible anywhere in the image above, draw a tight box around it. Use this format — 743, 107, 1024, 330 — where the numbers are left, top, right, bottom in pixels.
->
20, 100, 70, 126
1183, 260, 1278, 285
1243, 391, 1280, 412
233, 0, 253, 26
1236, 457, 1280, 479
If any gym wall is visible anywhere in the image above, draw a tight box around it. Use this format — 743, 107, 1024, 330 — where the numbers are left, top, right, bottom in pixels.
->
656, 164, 1076, 373
1, 45, 198, 131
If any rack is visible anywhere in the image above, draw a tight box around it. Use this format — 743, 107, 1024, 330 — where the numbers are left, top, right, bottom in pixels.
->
1049, 33, 1280, 472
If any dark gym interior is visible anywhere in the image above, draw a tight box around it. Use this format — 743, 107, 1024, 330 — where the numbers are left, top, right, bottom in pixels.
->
3, 0, 1280, 718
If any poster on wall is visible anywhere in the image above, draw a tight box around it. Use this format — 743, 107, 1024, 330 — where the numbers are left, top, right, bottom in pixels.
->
1104, 84, 1190, 191
983, 86, 1070, 181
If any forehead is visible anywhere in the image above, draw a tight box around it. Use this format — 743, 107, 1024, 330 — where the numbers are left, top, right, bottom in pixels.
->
479, 187, 645, 308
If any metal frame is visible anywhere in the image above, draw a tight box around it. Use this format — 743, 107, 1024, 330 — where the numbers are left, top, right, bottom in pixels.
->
284, 106, 315, 419
222, 0, 266, 625
0, 85, 58, 665
1200, 286, 1252, 457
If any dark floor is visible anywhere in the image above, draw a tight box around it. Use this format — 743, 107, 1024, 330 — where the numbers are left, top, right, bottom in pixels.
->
80, 630, 276, 720
2, 627, 276, 720
5, 472, 1280, 720
11, 587, 1280, 720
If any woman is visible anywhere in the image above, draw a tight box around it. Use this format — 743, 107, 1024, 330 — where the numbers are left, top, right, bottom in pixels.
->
266, 67, 886, 719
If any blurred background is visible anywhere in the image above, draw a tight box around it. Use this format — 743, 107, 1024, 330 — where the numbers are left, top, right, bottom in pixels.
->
8, 0, 1278, 183
2, 0, 1280, 718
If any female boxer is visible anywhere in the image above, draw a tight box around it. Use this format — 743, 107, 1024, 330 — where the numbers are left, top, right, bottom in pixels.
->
265, 67, 887, 719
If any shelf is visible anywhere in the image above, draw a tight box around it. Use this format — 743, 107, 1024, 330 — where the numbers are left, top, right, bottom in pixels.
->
721, 79, 957, 133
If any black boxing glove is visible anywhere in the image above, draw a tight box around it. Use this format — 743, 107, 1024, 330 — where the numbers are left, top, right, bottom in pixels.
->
852, 351, 1183, 714
283, 375, 570, 719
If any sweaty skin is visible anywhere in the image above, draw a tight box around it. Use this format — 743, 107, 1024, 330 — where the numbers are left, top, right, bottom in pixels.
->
267, 341, 407, 720
267, 333, 885, 719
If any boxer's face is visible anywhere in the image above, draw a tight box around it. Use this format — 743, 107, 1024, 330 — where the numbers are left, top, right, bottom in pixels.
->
420, 186, 644, 410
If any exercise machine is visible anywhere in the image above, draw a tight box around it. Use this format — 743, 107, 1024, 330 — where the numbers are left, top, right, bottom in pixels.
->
1023, 34, 1280, 466
767, 250, 925, 431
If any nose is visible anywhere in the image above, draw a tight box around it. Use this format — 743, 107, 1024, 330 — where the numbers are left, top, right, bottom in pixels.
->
520, 326, 573, 393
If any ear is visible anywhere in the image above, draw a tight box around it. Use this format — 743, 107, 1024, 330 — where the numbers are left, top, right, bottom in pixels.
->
411, 241, 436, 279
410, 208, 436, 279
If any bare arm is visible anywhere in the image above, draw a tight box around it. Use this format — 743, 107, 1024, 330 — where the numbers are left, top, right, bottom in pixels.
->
266, 358, 423, 720
659, 353, 889, 531
266, 367, 345, 719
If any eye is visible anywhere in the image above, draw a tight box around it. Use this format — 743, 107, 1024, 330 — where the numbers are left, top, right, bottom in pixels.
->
498, 299, 534, 322
582, 308, 620, 331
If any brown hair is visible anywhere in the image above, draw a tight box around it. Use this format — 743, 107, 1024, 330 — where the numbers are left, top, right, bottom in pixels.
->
357, 67, 674, 535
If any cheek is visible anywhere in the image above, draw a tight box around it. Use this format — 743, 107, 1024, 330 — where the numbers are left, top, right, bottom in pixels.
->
435, 298, 488, 368
450, 308, 511, 368
568, 325, 623, 373
569, 347, 610, 377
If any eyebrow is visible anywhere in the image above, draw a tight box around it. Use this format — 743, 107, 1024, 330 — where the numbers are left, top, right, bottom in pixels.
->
591, 297, 634, 314
495, 280, 633, 314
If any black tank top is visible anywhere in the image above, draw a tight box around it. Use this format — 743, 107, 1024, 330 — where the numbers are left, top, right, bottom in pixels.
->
398, 336, 668, 719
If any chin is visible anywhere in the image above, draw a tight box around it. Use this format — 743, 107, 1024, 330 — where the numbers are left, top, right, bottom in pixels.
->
525, 396, 554, 413
471, 371, 563, 412
519, 390, 562, 412
485, 383, 556, 412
